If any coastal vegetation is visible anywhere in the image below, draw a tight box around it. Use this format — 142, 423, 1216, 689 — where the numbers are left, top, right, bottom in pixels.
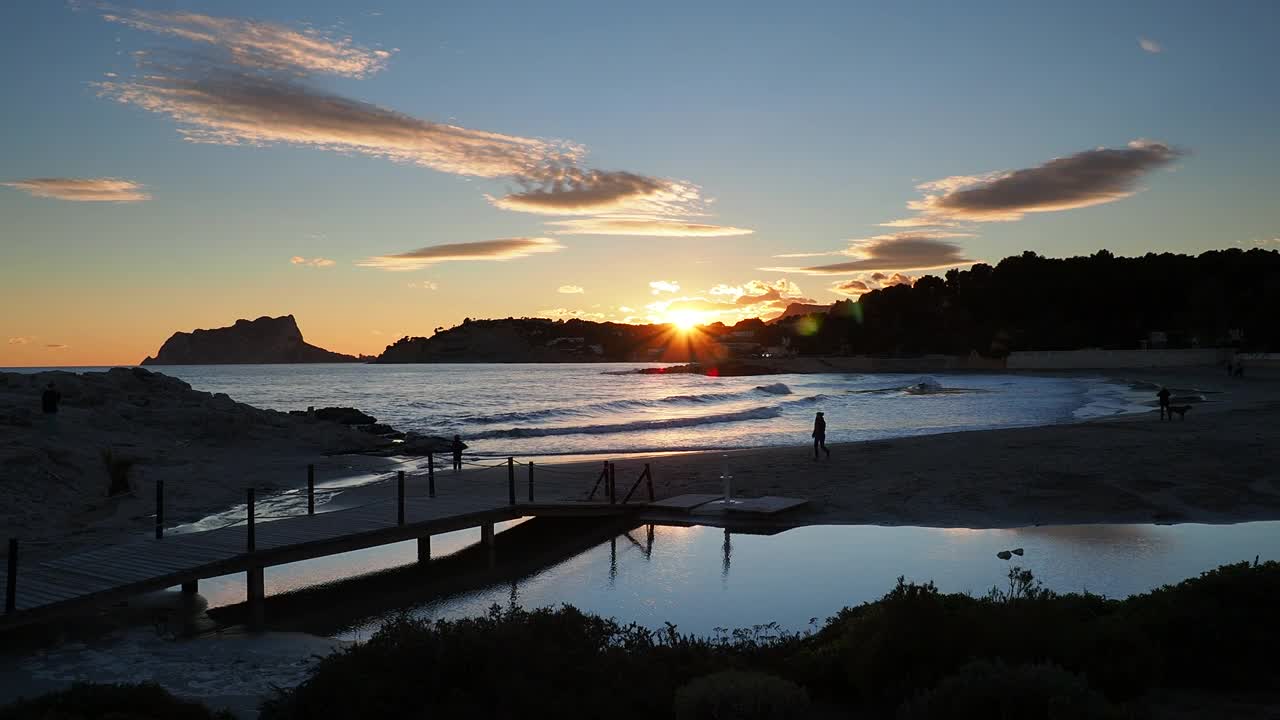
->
13, 561, 1267, 718
375, 248, 1280, 363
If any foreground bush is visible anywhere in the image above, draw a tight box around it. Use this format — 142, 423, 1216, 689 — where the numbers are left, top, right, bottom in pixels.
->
896, 660, 1124, 720
674, 670, 808, 720
259, 605, 800, 720
0, 683, 232, 720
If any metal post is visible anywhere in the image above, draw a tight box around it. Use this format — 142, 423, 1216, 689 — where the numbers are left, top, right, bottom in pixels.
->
5, 539, 16, 615
646, 463, 654, 502
608, 463, 616, 504
528, 462, 535, 503
397, 470, 406, 526
427, 453, 436, 498
155, 479, 164, 540
307, 464, 315, 516
246, 488, 256, 553
507, 457, 516, 506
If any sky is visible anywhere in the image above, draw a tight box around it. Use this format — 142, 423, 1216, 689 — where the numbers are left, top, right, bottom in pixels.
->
2, 0, 1278, 366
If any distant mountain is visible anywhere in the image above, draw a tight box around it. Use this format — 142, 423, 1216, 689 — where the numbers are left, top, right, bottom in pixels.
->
767, 302, 832, 324
141, 315, 361, 365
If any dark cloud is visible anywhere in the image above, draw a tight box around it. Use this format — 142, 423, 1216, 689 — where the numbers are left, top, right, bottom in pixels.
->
766, 234, 973, 275
912, 140, 1182, 221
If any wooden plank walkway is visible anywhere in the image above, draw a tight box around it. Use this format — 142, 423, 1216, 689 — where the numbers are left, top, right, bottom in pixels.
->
1, 493, 637, 630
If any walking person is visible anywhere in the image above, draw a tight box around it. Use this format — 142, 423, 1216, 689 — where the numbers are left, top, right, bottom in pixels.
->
41, 381, 61, 432
812, 411, 830, 460
451, 434, 465, 471
1157, 386, 1171, 421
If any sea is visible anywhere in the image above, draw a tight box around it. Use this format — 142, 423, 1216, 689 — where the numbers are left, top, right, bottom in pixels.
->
9, 364, 1156, 457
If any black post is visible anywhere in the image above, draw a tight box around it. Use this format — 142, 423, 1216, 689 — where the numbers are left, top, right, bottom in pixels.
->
307, 464, 315, 516
246, 488, 256, 553
646, 463, 654, 502
155, 479, 164, 540
528, 462, 535, 503
397, 470, 406, 525
5, 539, 16, 615
507, 457, 516, 506
427, 453, 436, 498
608, 463, 616, 504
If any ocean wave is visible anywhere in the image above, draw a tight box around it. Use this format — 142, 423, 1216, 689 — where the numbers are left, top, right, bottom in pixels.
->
470, 405, 784, 439
464, 384, 794, 425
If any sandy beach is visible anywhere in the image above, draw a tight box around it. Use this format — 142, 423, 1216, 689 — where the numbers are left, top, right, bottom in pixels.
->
4, 366, 1278, 565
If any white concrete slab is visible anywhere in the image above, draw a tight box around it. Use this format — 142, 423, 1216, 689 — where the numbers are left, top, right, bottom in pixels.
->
692, 496, 808, 515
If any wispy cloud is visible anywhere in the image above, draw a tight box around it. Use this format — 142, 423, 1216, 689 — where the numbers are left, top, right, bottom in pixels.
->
359, 238, 563, 271
7, 337, 32, 345
407, 280, 439, 290
45, 344, 69, 350
557, 285, 585, 294
907, 140, 1182, 222
878, 217, 961, 228
540, 308, 605, 320
2, 177, 150, 202
1138, 37, 1163, 54
765, 234, 973, 275
546, 216, 753, 237
98, 72, 574, 179
100, 7, 393, 77
649, 280, 680, 295
290, 256, 335, 267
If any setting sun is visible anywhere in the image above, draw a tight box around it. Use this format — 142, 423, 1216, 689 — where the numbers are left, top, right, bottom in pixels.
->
666, 310, 704, 331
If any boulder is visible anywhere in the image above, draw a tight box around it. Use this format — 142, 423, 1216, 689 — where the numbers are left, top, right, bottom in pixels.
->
314, 407, 376, 425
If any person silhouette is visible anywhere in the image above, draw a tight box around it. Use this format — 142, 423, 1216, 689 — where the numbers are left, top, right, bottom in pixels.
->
451, 434, 464, 471
1157, 386, 1171, 421
812, 412, 830, 460
40, 381, 61, 431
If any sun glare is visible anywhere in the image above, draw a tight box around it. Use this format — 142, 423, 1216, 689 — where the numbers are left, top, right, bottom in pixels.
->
667, 310, 702, 331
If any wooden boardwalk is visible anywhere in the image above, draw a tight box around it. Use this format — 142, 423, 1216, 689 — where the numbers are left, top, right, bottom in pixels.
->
1, 491, 636, 630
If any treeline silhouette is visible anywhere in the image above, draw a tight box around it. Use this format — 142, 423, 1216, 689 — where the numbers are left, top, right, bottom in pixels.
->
782, 248, 1280, 356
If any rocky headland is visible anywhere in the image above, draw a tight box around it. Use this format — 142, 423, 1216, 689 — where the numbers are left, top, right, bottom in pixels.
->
141, 315, 361, 365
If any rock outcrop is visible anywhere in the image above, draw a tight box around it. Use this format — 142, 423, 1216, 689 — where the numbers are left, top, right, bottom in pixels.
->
141, 315, 360, 365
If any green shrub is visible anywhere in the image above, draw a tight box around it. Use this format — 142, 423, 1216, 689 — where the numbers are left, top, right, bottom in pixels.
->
0, 683, 232, 720
674, 670, 809, 720
896, 660, 1123, 720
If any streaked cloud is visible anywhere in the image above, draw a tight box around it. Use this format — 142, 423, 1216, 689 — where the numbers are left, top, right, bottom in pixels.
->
765, 234, 973, 275
100, 7, 393, 77
7, 337, 32, 345
878, 217, 961, 228
359, 238, 563, 271
290, 256, 335, 268
557, 285, 585, 294
908, 140, 1181, 222
2, 177, 151, 202
407, 280, 439, 290
1138, 37, 1163, 54
45, 344, 69, 350
97, 72, 576, 179
546, 216, 753, 237
649, 280, 680, 295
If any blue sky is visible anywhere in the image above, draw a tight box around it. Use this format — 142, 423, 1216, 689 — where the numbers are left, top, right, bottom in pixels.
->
1, 0, 1277, 364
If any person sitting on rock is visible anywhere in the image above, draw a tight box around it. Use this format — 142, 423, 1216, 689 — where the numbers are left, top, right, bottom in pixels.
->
41, 382, 61, 430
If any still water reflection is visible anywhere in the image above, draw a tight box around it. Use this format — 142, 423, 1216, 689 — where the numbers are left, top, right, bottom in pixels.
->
202, 521, 1279, 640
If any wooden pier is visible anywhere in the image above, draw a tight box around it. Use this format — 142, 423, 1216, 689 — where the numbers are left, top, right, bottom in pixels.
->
1, 457, 805, 631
